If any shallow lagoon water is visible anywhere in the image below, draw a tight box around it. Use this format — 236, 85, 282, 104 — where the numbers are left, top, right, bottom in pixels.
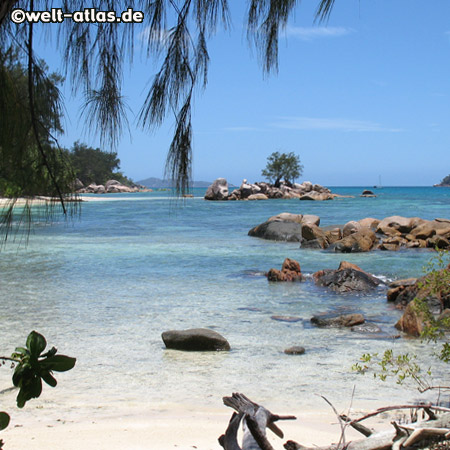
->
0, 187, 449, 421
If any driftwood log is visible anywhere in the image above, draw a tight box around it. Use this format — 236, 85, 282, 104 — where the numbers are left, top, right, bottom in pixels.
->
220, 393, 450, 450
219, 393, 296, 450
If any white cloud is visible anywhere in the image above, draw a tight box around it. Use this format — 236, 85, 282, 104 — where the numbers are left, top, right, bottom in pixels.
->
285, 26, 354, 41
271, 116, 403, 132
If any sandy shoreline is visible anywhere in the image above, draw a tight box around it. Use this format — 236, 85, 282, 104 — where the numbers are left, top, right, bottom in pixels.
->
0, 194, 180, 207
2, 405, 366, 450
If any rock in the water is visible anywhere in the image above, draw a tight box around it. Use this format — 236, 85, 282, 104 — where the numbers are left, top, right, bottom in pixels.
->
350, 323, 382, 334
301, 215, 320, 226
161, 328, 230, 351
284, 346, 306, 355
248, 220, 303, 242
358, 218, 380, 229
329, 229, 377, 253
247, 193, 269, 200
268, 213, 303, 224
271, 316, 302, 323
267, 258, 303, 282
313, 265, 382, 293
360, 190, 376, 197
299, 191, 333, 201
301, 223, 329, 249
343, 221, 362, 237
204, 178, 229, 200
311, 313, 365, 328
394, 301, 427, 337
427, 235, 450, 249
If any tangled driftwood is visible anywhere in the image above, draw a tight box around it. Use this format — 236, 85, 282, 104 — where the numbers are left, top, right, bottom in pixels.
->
219, 393, 450, 450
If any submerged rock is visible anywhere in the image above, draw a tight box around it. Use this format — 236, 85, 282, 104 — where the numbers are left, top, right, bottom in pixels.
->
284, 346, 306, 355
350, 323, 382, 334
271, 316, 302, 323
311, 313, 365, 328
161, 328, 230, 351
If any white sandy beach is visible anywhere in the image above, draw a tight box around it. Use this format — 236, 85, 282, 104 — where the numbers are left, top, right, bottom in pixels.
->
2, 405, 371, 450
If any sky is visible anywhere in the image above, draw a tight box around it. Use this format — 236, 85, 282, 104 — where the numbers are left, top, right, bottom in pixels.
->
34, 1, 450, 186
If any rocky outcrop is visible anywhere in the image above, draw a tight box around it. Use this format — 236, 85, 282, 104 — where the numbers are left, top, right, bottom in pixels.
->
77, 179, 145, 194
376, 216, 450, 250
299, 219, 377, 252
311, 313, 365, 328
267, 258, 303, 282
313, 262, 382, 293
205, 178, 336, 201
248, 213, 450, 251
204, 178, 229, 200
161, 328, 230, 351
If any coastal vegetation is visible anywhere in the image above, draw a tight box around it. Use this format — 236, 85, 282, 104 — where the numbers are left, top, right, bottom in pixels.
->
65, 141, 133, 187
0, 47, 74, 201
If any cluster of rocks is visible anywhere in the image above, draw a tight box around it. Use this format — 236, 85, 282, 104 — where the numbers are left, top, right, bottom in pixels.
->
76, 179, 151, 194
204, 178, 339, 201
249, 213, 450, 252
267, 258, 383, 293
159, 262, 449, 354
266, 258, 385, 336
266, 255, 450, 338
375, 216, 450, 250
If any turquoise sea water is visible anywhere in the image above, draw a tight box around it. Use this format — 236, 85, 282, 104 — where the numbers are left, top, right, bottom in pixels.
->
0, 186, 449, 421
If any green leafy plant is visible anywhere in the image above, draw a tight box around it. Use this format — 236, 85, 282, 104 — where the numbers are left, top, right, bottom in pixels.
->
0, 331, 76, 440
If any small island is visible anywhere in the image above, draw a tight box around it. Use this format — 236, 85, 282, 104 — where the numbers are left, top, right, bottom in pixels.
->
434, 174, 450, 187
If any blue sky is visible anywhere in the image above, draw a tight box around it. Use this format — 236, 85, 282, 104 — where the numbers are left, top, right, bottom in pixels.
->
36, 1, 450, 186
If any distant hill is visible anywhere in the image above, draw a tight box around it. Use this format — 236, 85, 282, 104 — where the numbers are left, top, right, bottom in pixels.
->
137, 177, 212, 188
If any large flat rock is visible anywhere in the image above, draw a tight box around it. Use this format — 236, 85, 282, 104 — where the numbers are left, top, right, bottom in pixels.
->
162, 328, 231, 351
